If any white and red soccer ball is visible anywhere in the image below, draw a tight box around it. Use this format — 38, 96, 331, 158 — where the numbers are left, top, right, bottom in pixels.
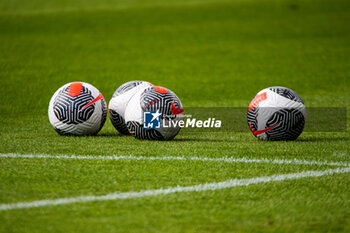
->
48, 82, 107, 136
247, 86, 306, 141
125, 85, 184, 140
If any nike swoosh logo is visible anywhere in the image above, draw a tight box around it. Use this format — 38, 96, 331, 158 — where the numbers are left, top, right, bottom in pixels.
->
171, 101, 184, 115
147, 99, 158, 107
249, 122, 280, 136
81, 93, 104, 111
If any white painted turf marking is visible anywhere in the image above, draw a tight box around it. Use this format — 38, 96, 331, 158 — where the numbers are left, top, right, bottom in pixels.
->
1, 153, 349, 167
1, 167, 349, 211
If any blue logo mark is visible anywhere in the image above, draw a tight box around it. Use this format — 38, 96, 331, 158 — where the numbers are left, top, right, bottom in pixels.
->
143, 110, 161, 129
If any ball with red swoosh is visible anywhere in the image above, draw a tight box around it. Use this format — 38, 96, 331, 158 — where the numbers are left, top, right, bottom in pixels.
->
48, 82, 107, 136
247, 86, 306, 141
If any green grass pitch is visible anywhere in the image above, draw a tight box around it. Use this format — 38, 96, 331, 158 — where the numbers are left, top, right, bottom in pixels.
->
0, 0, 350, 232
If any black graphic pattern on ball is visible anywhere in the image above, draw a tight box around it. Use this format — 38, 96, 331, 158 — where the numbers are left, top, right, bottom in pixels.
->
247, 107, 305, 141
53, 127, 71, 136
269, 87, 304, 103
99, 99, 108, 133
53, 86, 95, 124
127, 121, 164, 140
109, 109, 129, 135
112, 81, 145, 98
265, 108, 305, 141
247, 86, 306, 141
109, 81, 149, 135
127, 87, 182, 140
142, 88, 182, 116
247, 107, 258, 132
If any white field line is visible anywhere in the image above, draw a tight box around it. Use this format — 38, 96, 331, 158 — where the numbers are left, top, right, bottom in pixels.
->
0, 153, 349, 167
1, 167, 349, 211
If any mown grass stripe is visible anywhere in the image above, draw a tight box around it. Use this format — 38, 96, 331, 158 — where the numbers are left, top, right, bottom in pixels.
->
1, 167, 349, 211
0, 153, 349, 167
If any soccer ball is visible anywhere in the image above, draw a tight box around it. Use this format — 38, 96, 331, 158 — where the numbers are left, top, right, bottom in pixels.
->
125, 86, 184, 140
48, 82, 107, 136
247, 86, 306, 141
108, 81, 152, 135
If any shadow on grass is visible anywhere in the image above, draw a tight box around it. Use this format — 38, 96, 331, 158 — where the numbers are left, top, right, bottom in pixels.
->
297, 136, 349, 142
96, 133, 128, 137
173, 138, 237, 143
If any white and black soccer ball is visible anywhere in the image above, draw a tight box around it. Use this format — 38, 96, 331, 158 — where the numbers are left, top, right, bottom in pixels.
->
125, 86, 184, 140
247, 86, 306, 141
48, 82, 107, 136
108, 81, 152, 135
